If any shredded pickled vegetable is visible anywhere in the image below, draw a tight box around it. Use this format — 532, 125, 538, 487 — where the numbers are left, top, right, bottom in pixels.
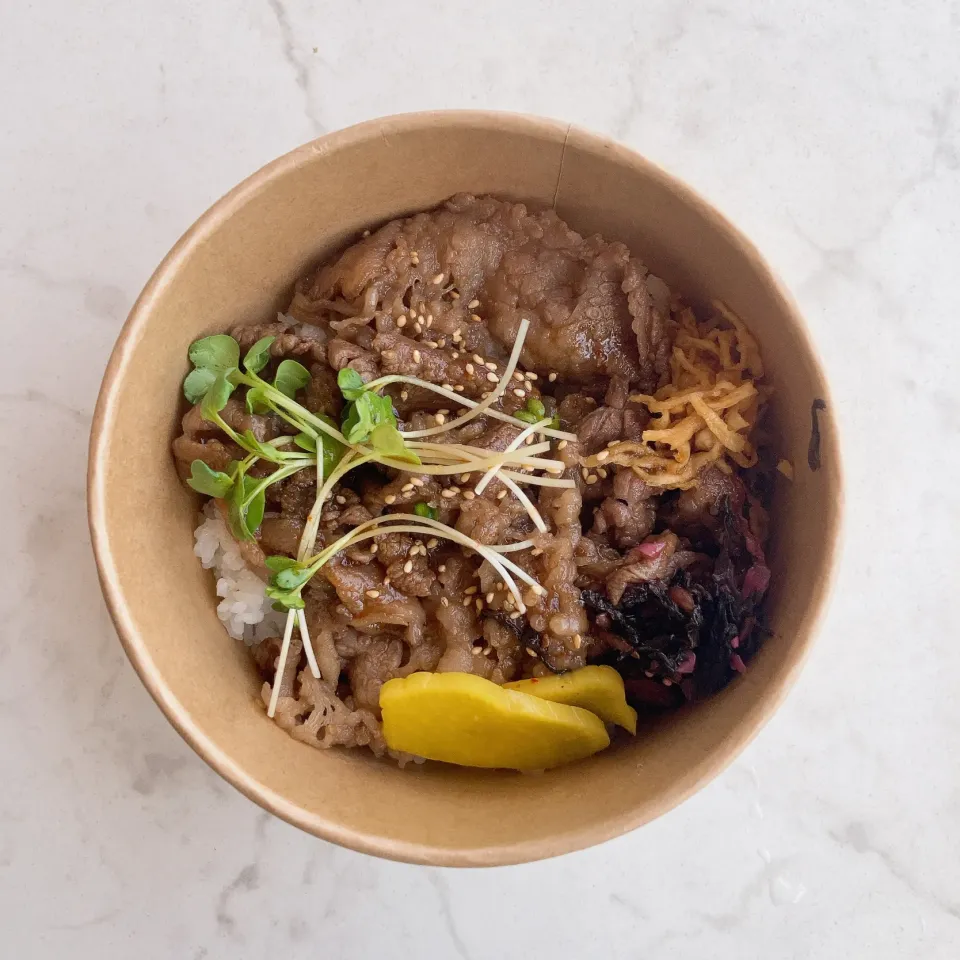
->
581, 301, 766, 489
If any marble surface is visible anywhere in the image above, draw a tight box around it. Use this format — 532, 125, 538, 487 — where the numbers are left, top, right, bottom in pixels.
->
2, 1, 958, 956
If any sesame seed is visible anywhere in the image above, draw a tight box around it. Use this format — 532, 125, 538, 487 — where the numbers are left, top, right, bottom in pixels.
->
453, 328, 462, 339
458, 473, 471, 483
496, 489, 507, 500
425, 340, 439, 349
417, 314, 425, 324
450, 290, 460, 299
411, 477, 425, 487
573, 634, 582, 649
485, 361, 497, 371
513, 388, 526, 398
548, 372, 557, 382
403, 560, 413, 573
470, 354, 482, 364
462, 597, 472, 606
475, 598, 484, 612
438, 564, 446, 573
526, 372, 538, 381
581, 468, 590, 481
486, 372, 499, 383
663, 678, 673, 687
335, 495, 347, 504
370, 544, 378, 554
441, 382, 453, 391
531, 547, 543, 557
413, 350, 421, 363
383, 577, 391, 586
597, 467, 608, 479
471, 314, 482, 322
438, 338, 447, 348
362, 229, 370, 237
441, 488, 457, 499
510, 611, 522, 620
426, 538, 438, 548
451, 351, 460, 359
440, 597, 449, 607
546, 462, 564, 474
513, 371, 525, 381
586, 474, 599, 485
465, 586, 478, 595
472, 646, 483, 655
607, 439, 621, 448
384, 494, 397, 504
366, 590, 380, 599
426, 314, 433, 327
481, 391, 491, 399
401, 483, 414, 493
400, 390, 409, 401
409, 312, 417, 322
414, 323, 422, 335
486, 592, 495, 604
558, 439, 568, 450
454, 384, 464, 392
435, 413, 446, 425
465, 363, 475, 375
468, 299, 480, 308
483, 646, 492, 655
397, 317, 407, 328
596, 450, 610, 462
463, 490, 476, 500
526, 647, 537, 657
431, 273, 444, 284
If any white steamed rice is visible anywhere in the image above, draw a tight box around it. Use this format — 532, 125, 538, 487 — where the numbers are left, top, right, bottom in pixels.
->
193, 502, 285, 645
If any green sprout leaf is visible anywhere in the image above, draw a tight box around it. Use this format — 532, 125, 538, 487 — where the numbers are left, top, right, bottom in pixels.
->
337, 368, 366, 401
186, 460, 234, 498
183, 367, 217, 404
265, 555, 301, 573
243, 336, 275, 374
514, 410, 538, 424
274, 359, 311, 399
413, 502, 437, 520
245, 386, 271, 415
200, 371, 237, 421
526, 397, 546, 420
189, 335, 240, 374
227, 474, 265, 540
273, 566, 313, 591
370, 423, 421, 464
293, 432, 316, 452
265, 586, 306, 610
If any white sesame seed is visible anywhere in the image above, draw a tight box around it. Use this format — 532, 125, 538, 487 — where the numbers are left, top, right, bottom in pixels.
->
465, 586, 477, 596
426, 538, 438, 548
454, 384, 464, 392
441, 382, 452, 391
573, 634, 582, 649
475, 598, 484, 612
411, 477, 425, 487
485, 361, 497, 371
440, 597, 449, 607
581, 468, 590, 480
486, 372, 499, 383
451, 351, 460, 359
462, 597, 472, 606
525, 435, 535, 445
596, 450, 610, 462
383, 577, 390, 586
441, 488, 456, 499
509, 611, 522, 620
481, 391, 491, 399
413, 350, 421, 363
472, 354, 484, 364
472, 646, 483, 655
531, 547, 543, 557
483, 646, 492, 656
459, 473, 471, 483
526, 647, 537, 657
548, 372, 557, 382
485, 592, 495, 604
437, 338, 446, 348
335, 495, 347, 504
414, 323, 422, 335
597, 467, 608, 479
384, 494, 397, 504
435, 413, 446, 425
496, 489, 507, 500
400, 390, 409, 401
438, 564, 446, 573
362, 229, 370, 237
558, 439, 568, 450
465, 363, 475, 375
431, 272, 444, 284
397, 317, 407, 328
463, 490, 476, 500
607, 439, 621, 448
401, 483, 414, 493
526, 372, 538, 381
513, 371, 525, 381
409, 312, 418, 322
513, 388, 526, 398
468, 299, 480, 308
471, 314, 482, 322
366, 589, 380, 598
450, 290, 460, 299
585, 474, 599, 485
425, 340, 439, 349
403, 560, 413, 573
426, 315, 433, 327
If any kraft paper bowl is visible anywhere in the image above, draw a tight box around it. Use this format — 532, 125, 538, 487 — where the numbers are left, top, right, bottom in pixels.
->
88, 111, 841, 866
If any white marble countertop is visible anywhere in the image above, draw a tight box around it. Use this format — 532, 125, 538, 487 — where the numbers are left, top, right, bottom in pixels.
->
2, 1, 958, 957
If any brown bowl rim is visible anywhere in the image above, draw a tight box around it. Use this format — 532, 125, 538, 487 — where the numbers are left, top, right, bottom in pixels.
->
87, 110, 843, 866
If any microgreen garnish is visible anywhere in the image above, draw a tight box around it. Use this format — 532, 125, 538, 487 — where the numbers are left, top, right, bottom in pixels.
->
337, 371, 420, 465
413, 502, 437, 520
274, 359, 311, 399
186, 461, 234, 498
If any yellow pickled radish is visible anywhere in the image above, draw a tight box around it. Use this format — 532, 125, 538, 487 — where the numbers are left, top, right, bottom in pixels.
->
505, 665, 638, 734
380, 672, 610, 770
